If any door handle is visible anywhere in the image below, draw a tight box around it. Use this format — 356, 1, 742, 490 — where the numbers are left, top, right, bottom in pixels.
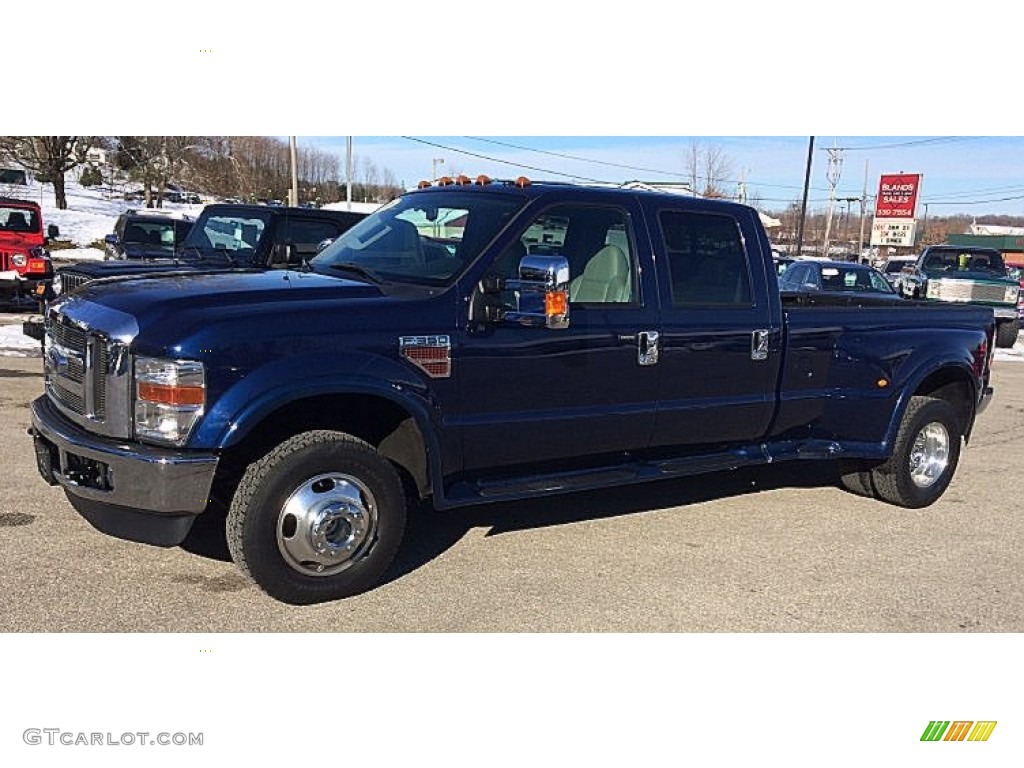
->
751, 329, 770, 361
638, 330, 660, 366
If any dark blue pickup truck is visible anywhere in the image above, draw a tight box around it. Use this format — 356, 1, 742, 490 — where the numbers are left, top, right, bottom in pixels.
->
29, 177, 996, 604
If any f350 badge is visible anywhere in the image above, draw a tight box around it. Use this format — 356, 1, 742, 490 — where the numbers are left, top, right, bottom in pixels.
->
399, 335, 451, 378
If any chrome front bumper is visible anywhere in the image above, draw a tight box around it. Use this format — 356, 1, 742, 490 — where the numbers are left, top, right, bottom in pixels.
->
30, 394, 218, 516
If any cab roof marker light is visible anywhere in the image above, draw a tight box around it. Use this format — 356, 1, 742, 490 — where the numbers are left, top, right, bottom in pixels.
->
438, 176, 454, 186
515, 176, 531, 188
475, 175, 492, 185
417, 180, 431, 189
455, 175, 471, 186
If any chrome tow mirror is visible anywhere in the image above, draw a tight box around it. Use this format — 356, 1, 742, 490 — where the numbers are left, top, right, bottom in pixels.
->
503, 255, 571, 329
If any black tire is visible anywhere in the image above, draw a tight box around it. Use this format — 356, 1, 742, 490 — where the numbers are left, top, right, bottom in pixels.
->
838, 460, 877, 498
226, 430, 406, 605
995, 319, 1019, 349
869, 396, 962, 509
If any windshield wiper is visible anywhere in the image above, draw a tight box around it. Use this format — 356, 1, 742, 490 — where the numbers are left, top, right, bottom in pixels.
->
328, 262, 386, 285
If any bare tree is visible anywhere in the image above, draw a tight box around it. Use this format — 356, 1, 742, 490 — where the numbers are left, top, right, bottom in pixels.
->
0, 136, 95, 209
115, 136, 199, 207
683, 140, 733, 198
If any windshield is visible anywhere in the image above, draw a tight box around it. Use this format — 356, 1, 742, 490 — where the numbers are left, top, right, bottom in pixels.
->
181, 210, 273, 263
310, 190, 526, 285
884, 260, 909, 274
923, 249, 1007, 276
0, 205, 40, 233
123, 220, 177, 247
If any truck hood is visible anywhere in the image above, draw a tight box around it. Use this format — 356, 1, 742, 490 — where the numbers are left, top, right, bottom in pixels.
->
70, 269, 385, 322
61, 259, 207, 279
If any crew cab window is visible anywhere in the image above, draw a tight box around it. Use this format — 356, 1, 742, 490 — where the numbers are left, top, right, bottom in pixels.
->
659, 211, 752, 307
492, 204, 638, 305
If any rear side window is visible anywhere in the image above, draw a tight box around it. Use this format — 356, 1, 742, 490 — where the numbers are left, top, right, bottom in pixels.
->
659, 211, 752, 307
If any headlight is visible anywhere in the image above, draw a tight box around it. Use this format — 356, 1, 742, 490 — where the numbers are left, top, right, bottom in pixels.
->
52, 274, 63, 295
11, 253, 26, 267
134, 356, 205, 446
1005, 285, 1019, 303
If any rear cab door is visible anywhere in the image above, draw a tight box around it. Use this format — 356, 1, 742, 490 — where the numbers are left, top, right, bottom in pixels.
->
645, 199, 782, 450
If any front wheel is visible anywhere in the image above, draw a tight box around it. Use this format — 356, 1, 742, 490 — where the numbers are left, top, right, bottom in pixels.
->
869, 396, 962, 508
226, 431, 407, 604
995, 319, 1019, 348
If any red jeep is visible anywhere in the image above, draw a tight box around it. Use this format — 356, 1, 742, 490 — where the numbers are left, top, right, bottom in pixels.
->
0, 198, 57, 304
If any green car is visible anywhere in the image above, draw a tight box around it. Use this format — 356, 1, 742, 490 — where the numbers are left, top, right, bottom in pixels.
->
901, 245, 1020, 348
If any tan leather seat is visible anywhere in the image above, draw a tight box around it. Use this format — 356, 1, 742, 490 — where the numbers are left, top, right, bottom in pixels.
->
569, 244, 631, 303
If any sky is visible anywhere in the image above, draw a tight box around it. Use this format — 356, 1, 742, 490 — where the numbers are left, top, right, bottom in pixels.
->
298, 135, 1024, 217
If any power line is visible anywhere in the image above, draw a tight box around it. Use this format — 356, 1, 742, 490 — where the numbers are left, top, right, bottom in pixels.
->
922, 193, 1024, 206
834, 136, 983, 151
465, 136, 835, 194
463, 136, 683, 176
400, 136, 608, 183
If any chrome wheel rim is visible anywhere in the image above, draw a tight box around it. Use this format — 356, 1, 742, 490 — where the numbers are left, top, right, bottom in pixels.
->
276, 473, 378, 576
908, 422, 950, 489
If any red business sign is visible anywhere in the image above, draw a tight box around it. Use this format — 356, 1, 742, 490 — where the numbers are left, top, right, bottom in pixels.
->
874, 173, 921, 219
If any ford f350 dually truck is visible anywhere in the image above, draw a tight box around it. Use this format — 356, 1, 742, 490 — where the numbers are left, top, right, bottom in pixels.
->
29, 177, 995, 604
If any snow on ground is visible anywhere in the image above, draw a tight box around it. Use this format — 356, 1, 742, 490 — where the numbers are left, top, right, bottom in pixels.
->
4, 170, 204, 261
0, 322, 41, 357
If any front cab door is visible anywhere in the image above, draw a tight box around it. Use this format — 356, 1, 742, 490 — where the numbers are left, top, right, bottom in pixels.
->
453, 196, 661, 481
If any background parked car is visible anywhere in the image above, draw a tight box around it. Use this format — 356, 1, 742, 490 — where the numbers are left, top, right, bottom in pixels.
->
773, 255, 795, 276
104, 210, 195, 260
778, 259, 901, 300
879, 255, 917, 291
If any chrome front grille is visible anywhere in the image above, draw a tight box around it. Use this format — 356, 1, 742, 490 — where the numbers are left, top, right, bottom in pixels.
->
51, 321, 87, 354
928, 279, 1008, 303
45, 315, 106, 420
60, 270, 94, 293
42, 301, 137, 439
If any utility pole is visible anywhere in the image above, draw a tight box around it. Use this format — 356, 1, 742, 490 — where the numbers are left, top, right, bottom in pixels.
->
289, 136, 299, 207
795, 136, 814, 257
837, 197, 860, 256
432, 157, 445, 182
820, 141, 843, 258
858, 160, 869, 262
345, 136, 353, 211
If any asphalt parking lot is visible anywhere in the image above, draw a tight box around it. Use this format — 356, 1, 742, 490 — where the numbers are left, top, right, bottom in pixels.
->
2, 337, 1023, 632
